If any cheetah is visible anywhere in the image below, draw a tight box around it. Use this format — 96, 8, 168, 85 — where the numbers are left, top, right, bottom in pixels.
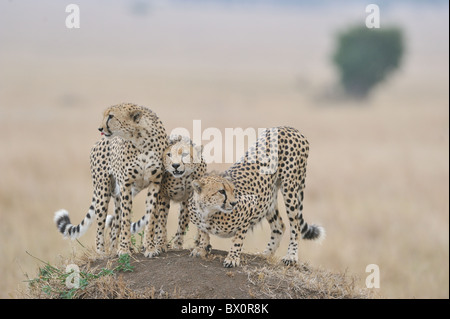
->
188, 126, 325, 267
106, 135, 206, 256
54, 103, 168, 256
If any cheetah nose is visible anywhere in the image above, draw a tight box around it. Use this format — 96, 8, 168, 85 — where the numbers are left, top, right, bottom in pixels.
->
172, 163, 180, 170
98, 127, 103, 132
230, 201, 238, 207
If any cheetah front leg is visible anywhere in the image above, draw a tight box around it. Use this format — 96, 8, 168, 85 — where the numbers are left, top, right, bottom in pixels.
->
108, 195, 121, 252
94, 187, 111, 254
117, 187, 133, 256
190, 229, 211, 258
172, 201, 190, 250
223, 223, 250, 268
152, 192, 170, 254
143, 183, 161, 258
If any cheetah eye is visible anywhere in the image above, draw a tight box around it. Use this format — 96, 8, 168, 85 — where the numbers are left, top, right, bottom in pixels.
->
167, 153, 172, 158
108, 114, 114, 120
218, 189, 226, 195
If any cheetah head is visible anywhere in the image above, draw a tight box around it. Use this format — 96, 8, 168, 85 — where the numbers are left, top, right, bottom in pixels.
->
98, 103, 148, 140
192, 175, 238, 214
164, 135, 203, 178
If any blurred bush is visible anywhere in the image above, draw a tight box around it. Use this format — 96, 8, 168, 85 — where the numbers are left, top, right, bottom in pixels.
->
333, 26, 404, 99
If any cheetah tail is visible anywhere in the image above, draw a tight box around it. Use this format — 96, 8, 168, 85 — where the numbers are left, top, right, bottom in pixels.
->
54, 208, 94, 240
300, 222, 326, 243
130, 214, 148, 234
105, 213, 148, 235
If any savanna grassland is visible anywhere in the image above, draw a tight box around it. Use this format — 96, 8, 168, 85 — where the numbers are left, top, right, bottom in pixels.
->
0, 1, 448, 298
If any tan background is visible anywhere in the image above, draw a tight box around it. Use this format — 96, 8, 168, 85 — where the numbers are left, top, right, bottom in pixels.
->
0, 1, 448, 298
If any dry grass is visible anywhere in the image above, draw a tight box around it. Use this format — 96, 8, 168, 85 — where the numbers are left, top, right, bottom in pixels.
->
19, 249, 373, 299
243, 264, 372, 299
21, 253, 158, 299
1, 2, 448, 299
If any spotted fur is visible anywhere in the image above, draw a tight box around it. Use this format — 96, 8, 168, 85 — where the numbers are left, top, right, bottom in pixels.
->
188, 126, 325, 267
106, 135, 206, 256
54, 103, 167, 256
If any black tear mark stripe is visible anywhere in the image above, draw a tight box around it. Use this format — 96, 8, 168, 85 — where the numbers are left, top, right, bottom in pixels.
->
106, 115, 112, 133
222, 183, 227, 206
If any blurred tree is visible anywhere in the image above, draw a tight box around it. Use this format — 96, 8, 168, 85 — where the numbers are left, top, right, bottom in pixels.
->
333, 26, 404, 99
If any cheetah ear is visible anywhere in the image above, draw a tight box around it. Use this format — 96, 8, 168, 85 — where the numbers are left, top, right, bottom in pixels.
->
192, 180, 204, 193
168, 134, 183, 146
194, 145, 203, 159
130, 110, 143, 123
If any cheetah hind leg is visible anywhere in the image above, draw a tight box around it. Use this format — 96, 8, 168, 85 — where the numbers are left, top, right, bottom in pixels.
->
280, 182, 303, 266
263, 199, 285, 258
106, 195, 121, 253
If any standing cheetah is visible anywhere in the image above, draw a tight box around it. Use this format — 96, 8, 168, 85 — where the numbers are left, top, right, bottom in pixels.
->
54, 103, 168, 256
189, 126, 325, 267
107, 135, 206, 256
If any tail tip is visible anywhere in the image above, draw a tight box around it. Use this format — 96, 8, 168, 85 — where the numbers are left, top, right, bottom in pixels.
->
54, 209, 71, 236
303, 224, 326, 244
54, 209, 68, 221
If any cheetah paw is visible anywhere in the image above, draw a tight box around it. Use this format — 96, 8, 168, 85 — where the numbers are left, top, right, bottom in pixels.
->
156, 242, 168, 253
190, 247, 208, 258
171, 236, 184, 250
223, 256, 240, 268
144, 247, 161, 258
262, 249, 274, 257
171, 241, 183, 250
117, 248, 131, 257
281, 255, 298, 266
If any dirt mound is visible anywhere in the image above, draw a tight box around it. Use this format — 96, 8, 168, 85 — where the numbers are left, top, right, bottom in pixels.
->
29, 249, 369, 299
